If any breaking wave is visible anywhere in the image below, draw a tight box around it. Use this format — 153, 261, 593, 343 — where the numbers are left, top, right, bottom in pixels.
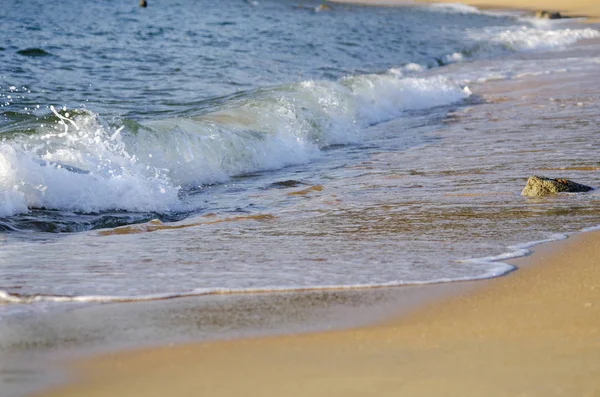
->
0, 75, 470, 218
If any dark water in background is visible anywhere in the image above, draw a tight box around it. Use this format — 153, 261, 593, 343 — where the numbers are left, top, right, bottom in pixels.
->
1, 0, 513, 119
1, 0, 600, 321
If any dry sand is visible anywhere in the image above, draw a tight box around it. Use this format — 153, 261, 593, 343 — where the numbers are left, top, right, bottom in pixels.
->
35, 229, 600, 397
331, 0, 600, 21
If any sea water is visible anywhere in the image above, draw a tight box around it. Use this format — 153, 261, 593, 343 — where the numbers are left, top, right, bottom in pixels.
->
1, 0, 600, 341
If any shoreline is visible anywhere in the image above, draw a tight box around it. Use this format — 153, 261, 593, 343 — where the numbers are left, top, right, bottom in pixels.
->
330, 0, 600, 21
10, 2, 600, 397
32, 228, 600, 397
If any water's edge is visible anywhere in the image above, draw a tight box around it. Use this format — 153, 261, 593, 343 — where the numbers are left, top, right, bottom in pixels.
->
8, 225, 597, 397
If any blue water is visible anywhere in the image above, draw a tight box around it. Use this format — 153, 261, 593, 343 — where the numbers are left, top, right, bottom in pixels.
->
1, 0, 513, 119
1, 0, 600, 318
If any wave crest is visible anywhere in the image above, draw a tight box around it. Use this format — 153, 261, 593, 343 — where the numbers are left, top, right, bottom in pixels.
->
0, 74, 470, 218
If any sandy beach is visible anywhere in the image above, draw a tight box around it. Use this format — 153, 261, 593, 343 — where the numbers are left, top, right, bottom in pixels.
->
11, 1, 600, 396
331, 0, 600, 21
34, 231, 600, 397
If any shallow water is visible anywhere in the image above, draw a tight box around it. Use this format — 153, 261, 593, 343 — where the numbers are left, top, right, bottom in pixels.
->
1, 1, 600, 323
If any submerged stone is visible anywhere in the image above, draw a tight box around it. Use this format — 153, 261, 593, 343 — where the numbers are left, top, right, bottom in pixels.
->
521, 176, 593, 197
269, 180, 306, 189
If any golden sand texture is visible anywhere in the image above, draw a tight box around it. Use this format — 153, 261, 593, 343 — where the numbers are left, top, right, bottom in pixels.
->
330, 0, 600, 21
36, 230, 600, 397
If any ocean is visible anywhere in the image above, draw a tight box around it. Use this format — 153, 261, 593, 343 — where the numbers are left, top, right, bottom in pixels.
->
1, 0, 600, 393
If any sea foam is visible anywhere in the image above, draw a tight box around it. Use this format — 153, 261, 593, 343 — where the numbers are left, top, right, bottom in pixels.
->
427, 3, 482, 15
485, 26, 600, 52
388, 24, 600, 77
0, 74, 469, 217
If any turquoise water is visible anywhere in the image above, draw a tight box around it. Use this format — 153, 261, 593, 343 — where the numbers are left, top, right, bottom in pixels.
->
1, 0, 600, 320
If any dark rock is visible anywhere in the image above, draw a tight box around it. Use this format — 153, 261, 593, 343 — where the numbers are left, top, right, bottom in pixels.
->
535, 10, 563, 19
17, 48, 52, 57
521, 176, 593, 197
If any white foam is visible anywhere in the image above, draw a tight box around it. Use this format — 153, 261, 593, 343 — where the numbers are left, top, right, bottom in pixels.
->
0, 259, 513, 306
444, 52, 465, 63
0, 149, 29, 217
474, 26, 600, 52
388, 25, 599, 75
427, 3, 481, 15
426, 2, 525, 18
461, 233, 568, 266
0, 113, 182, 216
345, 74, 470, 125
0, 75, 470, 217
388, 63, 427, 77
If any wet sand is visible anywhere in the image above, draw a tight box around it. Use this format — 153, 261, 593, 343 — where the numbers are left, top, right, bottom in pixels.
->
332, 0, 600, 21
33, 228, 600, 397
